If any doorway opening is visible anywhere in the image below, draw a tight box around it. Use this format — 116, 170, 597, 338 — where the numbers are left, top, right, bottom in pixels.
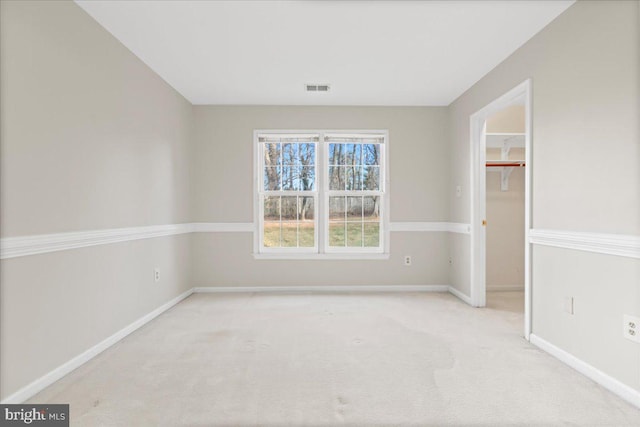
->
469, 80, 532, 340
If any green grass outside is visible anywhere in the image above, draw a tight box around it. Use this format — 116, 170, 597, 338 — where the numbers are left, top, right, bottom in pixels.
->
329, 222, 379, 247
264, 221, 314, 247
263, 221, 379, 248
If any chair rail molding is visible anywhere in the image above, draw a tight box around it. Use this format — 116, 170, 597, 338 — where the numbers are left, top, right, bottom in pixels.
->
390, 222, 471, 234
191, 222, 255, 232
0, 224, 193, 260
1, 221, 471, 260
529, 229, 640, 259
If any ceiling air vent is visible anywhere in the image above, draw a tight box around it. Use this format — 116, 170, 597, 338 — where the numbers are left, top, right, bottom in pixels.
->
305, 84, 330, 92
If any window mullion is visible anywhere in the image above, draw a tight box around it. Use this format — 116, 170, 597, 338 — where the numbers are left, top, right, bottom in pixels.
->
319, 132, 327, 254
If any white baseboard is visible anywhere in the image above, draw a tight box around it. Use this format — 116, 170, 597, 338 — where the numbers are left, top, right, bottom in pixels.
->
0, 288, 194, 404
530, 334, 640, 409
487, 284, 524, 292
447, 286, 473, 305
193, 285, 450, 293
18, 286, 638, 414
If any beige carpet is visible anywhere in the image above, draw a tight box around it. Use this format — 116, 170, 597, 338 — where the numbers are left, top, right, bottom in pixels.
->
29, 291, 640, 426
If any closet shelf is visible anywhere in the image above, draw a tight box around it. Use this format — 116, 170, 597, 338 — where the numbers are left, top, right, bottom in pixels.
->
486, 133, 525, 148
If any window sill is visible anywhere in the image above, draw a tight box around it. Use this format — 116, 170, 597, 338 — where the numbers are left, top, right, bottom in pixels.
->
253, 253, 390, 261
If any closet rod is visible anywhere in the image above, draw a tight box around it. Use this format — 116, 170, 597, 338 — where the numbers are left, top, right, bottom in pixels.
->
486, 162, 526, 167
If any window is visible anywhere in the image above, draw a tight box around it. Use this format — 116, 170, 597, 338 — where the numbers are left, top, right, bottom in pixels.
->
255, 131, 388, 258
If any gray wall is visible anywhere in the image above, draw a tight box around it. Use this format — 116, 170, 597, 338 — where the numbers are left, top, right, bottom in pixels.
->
448, 0, 639, 390
0, 1, 193, 399
191, 106, 450, 286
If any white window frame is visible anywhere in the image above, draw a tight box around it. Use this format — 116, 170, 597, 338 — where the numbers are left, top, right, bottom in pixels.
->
255, 133, 319, 255
254, 130, 390, 260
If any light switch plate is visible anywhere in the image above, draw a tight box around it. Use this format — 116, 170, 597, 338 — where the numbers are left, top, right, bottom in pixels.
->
563, 297, 574, 315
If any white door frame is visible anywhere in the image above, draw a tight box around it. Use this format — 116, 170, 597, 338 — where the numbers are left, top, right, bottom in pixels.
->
469, 79, 532, 340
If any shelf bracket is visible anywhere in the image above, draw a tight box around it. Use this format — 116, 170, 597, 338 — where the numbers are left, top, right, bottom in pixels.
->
501, 141, 511, 160
501, 167, 514, 191
500, 139, 512, 191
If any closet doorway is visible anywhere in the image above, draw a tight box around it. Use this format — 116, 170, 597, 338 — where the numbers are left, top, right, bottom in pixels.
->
485, 104, 526, 326
469, 80, 532, 340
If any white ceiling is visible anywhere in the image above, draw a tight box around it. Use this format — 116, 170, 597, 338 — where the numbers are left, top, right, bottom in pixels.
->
76, 0, 574, 106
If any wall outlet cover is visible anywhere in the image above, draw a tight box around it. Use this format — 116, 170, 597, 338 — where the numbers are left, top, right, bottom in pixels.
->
623, 314, 640, 343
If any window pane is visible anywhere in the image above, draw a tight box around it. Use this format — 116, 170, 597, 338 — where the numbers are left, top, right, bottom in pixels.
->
329, 222, 345, 246
363, 196, 380, 221
281, 196, 297, 222
263, 196, 281, 247
282, 143, 298, 166
300, 196, 314, 220
363, 144, 380, 166
299, 143, 316, 190
264, 143, 282, 166
263, 223, 281, 247
264, 196, 281, 221
329, 143, 346, 165
264, 166, 281, 191
345, 143, 362, 166
299, 197, 315, 247
347, 196, 363, 222
300, 165, 315, 191
281, 223, 297, 247
281, 166, 297, 191
345, 166, 363, 191
329, 196, 346, 220
347, 222, 363, 247
363, 197, 380, 247
299, 143, 315, 166
329, 166, 345, 190
363, 166, 379, 191
364, 222, 380, 247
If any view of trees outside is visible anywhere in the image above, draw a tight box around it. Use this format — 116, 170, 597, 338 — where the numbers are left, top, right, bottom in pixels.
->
328, 143, 380, 191
263, 141, 316, 247
261, 137, 382, 249
328, 143, 381, 248
263, 142, 316, 192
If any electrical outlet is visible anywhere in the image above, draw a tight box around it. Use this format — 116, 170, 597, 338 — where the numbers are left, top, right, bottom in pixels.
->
623, 315, 640, 343
154, 268, 160, 283
563, 297, 574, 315
448, 257, 453, 265
404, 256, 412, 266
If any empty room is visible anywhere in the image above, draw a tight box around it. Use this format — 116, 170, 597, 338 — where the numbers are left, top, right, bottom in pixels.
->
1, 0, 639, 425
